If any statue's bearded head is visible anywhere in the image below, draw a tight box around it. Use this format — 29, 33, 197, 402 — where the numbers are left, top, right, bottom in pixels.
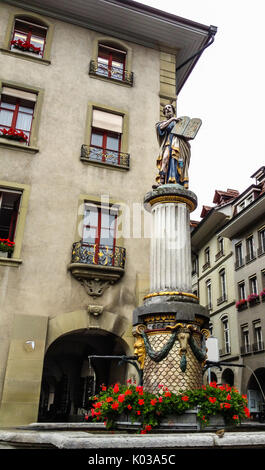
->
163, 104, 175, 119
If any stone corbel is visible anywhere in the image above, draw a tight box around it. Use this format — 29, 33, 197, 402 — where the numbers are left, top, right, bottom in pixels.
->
81, 279, 110, 297
87, 304, 104, 317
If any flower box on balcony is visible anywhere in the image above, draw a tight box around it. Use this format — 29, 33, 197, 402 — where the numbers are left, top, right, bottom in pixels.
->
0, 239, 15, 258
0, 128, 28, 143
10, 39, 41, 55
236, 299, 248, 311
247, 294, 260, 307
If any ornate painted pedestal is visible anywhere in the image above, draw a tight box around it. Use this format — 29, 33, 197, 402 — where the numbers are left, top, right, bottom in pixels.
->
133, 184, 209, 394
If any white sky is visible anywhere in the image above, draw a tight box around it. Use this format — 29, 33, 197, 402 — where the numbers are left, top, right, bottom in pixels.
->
139, 0, 265, 219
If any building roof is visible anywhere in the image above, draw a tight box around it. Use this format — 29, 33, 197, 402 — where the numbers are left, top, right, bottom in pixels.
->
3, 0, 217, 94
218, 190, 265, 239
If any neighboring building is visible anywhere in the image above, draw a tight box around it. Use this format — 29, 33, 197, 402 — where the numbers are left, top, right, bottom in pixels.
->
0, 0, 216, 425
191, 189, 241, 389
218, 166, 265, 418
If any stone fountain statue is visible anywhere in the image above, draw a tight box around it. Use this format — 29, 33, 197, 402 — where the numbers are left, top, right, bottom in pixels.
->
132, 103, 209, 394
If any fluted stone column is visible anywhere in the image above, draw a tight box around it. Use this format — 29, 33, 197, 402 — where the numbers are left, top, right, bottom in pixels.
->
133, 184, 210, 394
144, 184, 197, 302
150, 201, 192, 294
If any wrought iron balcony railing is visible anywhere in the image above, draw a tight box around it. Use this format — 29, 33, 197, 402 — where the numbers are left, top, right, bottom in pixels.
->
235, 258, 244, 269
202, 261, 210, 272
217, 294, 227, 305
240, 344, 252, 355
89, 60, 134, 86
253, 341, 265, 352
71, 242, 126, 269
219, 346, 231, 356
257, 245, 265, 257
246, 252, 256, 264
81, 145, 130, 170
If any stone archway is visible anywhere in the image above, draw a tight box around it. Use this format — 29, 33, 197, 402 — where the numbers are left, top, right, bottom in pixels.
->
38, 327, 129, 422
247, 368, 265, 419
221, 368, 234, 387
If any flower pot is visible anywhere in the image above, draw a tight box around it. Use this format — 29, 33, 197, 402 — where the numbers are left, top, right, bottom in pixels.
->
114, 409, 227, 433
0, 251, 8, 258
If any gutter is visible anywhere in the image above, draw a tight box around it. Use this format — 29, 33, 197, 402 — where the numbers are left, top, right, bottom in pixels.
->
176, 24, 217, 93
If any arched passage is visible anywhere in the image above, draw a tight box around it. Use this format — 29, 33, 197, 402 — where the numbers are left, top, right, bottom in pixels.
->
221, 368, 234, 387
38, 328, 128, 422
247, 368, 265, 419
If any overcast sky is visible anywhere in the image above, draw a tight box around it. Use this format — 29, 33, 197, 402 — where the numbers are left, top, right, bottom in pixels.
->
139, 0, 265, 219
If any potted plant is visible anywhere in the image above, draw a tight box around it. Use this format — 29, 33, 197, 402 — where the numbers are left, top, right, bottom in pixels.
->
0, 127, 28, 143
0, 238, 15, 258
87, 381, 250, 433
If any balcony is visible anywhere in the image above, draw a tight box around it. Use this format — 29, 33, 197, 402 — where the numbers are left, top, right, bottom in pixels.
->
241, 342, 265, 355
240, 344, 252, 355
217, 294, 227, 306
89, 60, 134, 86
215, 249, 224, 261
235, 258, 244, 270
257, 245, 265, 257
68, 241, 126, 284
245, 251, 256, 264
253, 341, 265, 352
219, 346, 231, 357
202, 261, 210, 272
80, 145, 130, 170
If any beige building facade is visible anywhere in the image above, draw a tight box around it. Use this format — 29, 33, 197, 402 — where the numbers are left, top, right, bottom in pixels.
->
219, 167, 265, 418
191, 189, 243, 389
0, 0, 215, 425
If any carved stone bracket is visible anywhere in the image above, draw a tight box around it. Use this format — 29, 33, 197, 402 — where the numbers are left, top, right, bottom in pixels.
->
87, 304, 104, 316
81, 279, 110, 297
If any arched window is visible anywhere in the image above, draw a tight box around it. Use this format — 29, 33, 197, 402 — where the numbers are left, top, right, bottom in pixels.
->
10, 16, 48, 58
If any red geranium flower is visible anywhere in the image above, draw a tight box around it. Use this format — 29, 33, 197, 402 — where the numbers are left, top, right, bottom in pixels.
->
208, 397, 217, 404
209, 381, 217, 388
111, 402, 119, 410
181, 396, 189, 401
113, 384, 119, 393
138, 399, 145, 405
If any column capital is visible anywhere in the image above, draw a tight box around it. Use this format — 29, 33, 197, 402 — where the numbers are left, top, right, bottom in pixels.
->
144, 184, 197, 213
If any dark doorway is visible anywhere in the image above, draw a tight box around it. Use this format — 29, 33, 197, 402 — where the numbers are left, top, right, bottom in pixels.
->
38, 328, 128, 422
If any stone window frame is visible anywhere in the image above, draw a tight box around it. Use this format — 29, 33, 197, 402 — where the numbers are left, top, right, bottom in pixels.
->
0, 10, 54, 65
0, 180, 30, 267
74, 194, 124, 249
220, 314, 231, 355
82, 101, 129, 171
0, 79, 44, 153
89, 35, 133, 87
